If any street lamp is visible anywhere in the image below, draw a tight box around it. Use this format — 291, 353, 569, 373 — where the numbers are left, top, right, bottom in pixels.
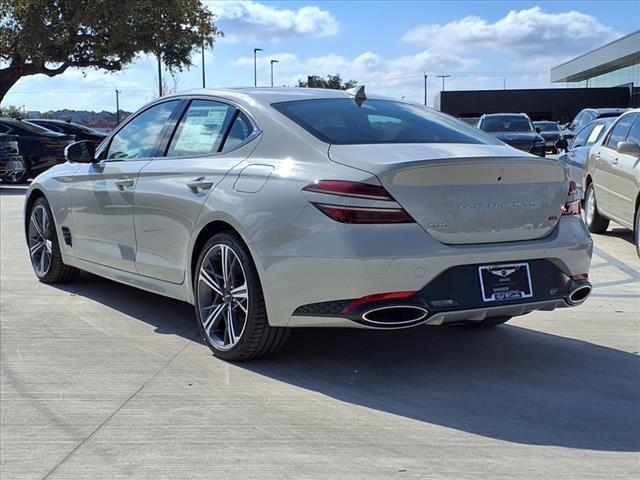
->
270, 60, 279, 87
201, 40, 206, 88
437, 75, 451, 92
253, 48, 263, 87
115, 88, 121, 125
423, 73, 428, 106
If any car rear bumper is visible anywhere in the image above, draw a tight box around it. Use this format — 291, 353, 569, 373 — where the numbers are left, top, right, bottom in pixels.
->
255, 215, 593, 327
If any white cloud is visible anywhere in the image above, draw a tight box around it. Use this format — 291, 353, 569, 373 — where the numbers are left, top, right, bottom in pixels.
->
206, 1, 339, 43
403, 7, 620, 59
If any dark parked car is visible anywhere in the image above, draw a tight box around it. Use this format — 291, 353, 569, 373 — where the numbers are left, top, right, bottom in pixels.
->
27, 119, 107, 145
533, 121, 563, 154
477, 113, 546, 156
558, 117, 616, 200
0, 118, 75, 183
0, 133, 26, 183
562, 108, 628, 142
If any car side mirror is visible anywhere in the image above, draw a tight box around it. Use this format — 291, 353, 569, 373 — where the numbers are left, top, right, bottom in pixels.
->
556, 138, 568, 150
535, 127, 541, 134
617, 140, 640, 157
65, 140, 96, 163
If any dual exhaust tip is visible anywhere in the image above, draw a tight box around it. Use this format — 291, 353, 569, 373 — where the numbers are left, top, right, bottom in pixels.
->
566, 283, 592, 305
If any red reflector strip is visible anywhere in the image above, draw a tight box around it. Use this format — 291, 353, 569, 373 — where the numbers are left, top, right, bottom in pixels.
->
562, 181, 581, 216
303, 180, 395, 201
340, 291, 418, 315
312, 203, 414, 224
570, 274, 589, 281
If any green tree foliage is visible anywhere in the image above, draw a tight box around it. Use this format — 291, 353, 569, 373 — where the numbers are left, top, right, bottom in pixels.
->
0, 0, 221, 100
0, 105, 24, 119
298, 74, 357, 90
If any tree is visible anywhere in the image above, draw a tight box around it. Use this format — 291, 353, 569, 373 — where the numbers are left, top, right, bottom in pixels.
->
0, 0, 221, 101
0, 105, 24, 119
298, 74, 357, 90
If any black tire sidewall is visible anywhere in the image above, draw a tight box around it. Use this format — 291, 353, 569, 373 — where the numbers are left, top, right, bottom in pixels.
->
29, 197, 62, 281
193, 232, 266, 360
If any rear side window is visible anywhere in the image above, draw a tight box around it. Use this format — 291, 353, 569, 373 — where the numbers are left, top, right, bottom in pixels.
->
605, 115, 636, 149
167, 100, 236, 157
626, 116, 640, 147
221, 112, 253, 151
107, 101, 178, 160
272, 98, 500, 145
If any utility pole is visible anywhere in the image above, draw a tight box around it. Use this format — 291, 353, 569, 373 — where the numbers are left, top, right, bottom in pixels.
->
201, 41, 206, 88
424, 73, 428, 106
253, 48, 263, 87
157, 54, 163, 97
437, 75, 451, 92
503, 77, 506, 90
270, 60, 279, 87
115, 89, 121, 125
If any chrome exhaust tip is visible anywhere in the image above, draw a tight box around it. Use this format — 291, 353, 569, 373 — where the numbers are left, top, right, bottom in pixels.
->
567, 284, 592, 305
361, 305, 428, 327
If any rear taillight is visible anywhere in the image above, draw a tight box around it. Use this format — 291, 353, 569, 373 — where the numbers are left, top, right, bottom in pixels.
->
303, 180, 415, 224
561, 181, 581, 216
303, 180, 394, 201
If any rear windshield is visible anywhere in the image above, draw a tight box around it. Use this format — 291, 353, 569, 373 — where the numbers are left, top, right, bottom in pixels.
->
272, 98, 500, 145
1, 119, 55, 135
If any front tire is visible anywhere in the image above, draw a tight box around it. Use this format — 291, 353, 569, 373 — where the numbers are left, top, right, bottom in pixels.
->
584, 183, 609, 233
635, 207, 639, 258
27, 197, 79, 283
194, 232, 288, 361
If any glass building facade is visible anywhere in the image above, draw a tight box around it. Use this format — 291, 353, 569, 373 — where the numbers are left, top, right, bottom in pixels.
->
564, 62, 640, 88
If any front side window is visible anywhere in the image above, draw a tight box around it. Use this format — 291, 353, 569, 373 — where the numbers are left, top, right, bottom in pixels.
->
167, 100, 236, 157
605, 115, 636, 149
272, 98, 500, 145
571, 124, 594, 148
626, 116, 640, 147
106, 101, 178, 160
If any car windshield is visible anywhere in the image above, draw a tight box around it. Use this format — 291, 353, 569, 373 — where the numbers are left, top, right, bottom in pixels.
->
535, 122, 560, 132
272, 98, 501, 145
480, 116, 534, 133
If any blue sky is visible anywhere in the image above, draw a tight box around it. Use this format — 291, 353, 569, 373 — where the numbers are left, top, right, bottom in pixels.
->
3, 1, 639, 112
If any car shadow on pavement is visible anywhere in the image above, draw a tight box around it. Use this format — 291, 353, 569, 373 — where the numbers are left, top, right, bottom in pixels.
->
53, 272, 639, 453
249, 326, 640, 453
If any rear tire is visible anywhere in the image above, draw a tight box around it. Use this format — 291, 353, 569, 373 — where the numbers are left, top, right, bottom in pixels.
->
456, 316, 512, 328
27, 197, 80, 283
635, 207, 639, 258
193, 232, 289, 361
584, 183, 609, 233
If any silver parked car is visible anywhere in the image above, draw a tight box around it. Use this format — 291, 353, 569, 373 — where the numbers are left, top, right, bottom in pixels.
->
24, 88, 593, 360
558, 117, 616, 200
584, 109, 640, 256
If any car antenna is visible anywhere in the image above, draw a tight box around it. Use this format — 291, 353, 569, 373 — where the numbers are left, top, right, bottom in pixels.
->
346, 85, 366, 106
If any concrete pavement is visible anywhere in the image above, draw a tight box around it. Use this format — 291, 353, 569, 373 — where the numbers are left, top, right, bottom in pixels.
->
1, 185, 639, 479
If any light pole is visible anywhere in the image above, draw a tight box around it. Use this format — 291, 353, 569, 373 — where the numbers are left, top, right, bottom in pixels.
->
201, 41, 206, 88
270, 60, 279, 87
424, 73, 428, 106
437, 75, 451, 92
157, 54, 163, 97
253, 48, 263, 87
115, 88, 121, 125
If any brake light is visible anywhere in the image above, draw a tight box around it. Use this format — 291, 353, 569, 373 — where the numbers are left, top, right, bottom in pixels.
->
561, 181, 581, 216
303, 180, 395, 201
303, 180, 415, 224
340, 291, 417, 315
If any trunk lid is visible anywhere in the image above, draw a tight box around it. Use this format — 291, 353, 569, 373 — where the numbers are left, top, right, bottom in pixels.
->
328, 144, 569, 244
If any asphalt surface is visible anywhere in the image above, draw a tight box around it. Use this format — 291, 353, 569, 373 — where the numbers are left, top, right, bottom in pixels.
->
1, 185, 639, 479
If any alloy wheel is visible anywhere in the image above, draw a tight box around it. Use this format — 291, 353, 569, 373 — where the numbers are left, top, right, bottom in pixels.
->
197, 244, 249, 351
28, 205, 53, 277
585, 187, 595, 226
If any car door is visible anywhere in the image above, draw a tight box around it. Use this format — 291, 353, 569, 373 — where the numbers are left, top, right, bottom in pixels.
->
596, 114, 636, 220
69, 100, 180, 272
133, 98, 261, 283
563, 123, 595, 197
609, 114, 640, 227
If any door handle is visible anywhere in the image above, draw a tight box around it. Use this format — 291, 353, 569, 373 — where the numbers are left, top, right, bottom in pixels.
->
594, 151, 601, 159
187, 177, 213, 192
114, 178, 134, 189
612, 157, 619, 165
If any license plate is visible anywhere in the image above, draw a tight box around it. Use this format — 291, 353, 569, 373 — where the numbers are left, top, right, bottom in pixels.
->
479, 263, 533, 302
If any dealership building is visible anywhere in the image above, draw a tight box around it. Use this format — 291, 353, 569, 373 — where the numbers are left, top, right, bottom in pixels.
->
436, 30, 639, 122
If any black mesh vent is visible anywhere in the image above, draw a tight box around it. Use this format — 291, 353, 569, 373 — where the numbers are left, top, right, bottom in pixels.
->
293, 300, 353, 316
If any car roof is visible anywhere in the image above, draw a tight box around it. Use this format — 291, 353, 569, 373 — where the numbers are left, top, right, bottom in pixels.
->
162, 87, 398, 109
482, 113, 528, 118
583, 108, 630, 115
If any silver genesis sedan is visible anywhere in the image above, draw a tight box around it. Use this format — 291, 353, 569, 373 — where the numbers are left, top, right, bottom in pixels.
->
24, 88, 593, 360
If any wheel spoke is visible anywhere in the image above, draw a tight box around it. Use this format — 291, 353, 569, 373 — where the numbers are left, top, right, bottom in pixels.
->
30, 241, 44, 255
31, 212, 44, 238
226, 305, 237, 344
220, 245, 229, 286
202, 303, 225, 333
230, 283, 248, 299
199, 269, 223, 296
232, 298, 247, 314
